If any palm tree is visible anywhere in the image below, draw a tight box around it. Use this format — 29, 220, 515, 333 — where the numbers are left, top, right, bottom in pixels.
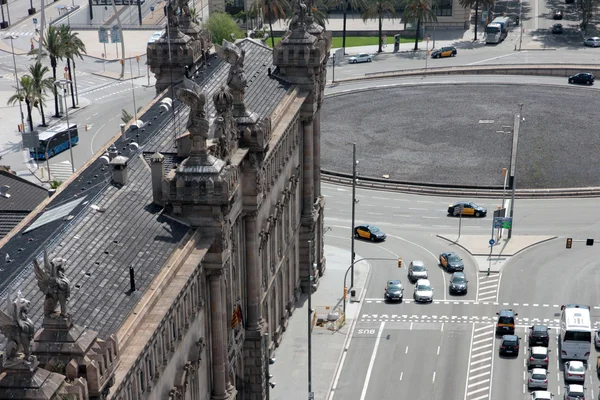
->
60, 25, 86, 109
8, 75, 36, 132
402, 0, 437, 50
458, 0, 494, 41
28, 61, 54, 127
42, 25, 64, 118
310, 0, 330, 27
361, 0, 396, 53
251, 0, 290, 48
327, 0, 365, 51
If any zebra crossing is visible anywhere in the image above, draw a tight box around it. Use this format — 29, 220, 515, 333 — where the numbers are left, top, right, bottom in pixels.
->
464, 324, 494, 400
477, 273, 500, 302
49, 160, 74, 183
3, 31, 35, 37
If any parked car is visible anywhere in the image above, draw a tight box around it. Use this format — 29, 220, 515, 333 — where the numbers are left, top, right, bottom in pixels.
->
528, 346, 549, 369
528, 368, 549, 390
449, 272, 468, 295
499, 334, 520, 356
354, 224, 386, 241
552, 23, 563, 34
564, 361, 586, 383
564, 384, 585, 400
384, 280, 403, 302
568, 72, 594, 85
408, 260, 428, 283
529, 325, 550, 347
413, 279, 433, 303
553, 10, 563, 19
431, 46, 457, 58
439, 252, 464, 272
348, 53, 373, 63
147, 31, 164, 44
584, 37, 600, 47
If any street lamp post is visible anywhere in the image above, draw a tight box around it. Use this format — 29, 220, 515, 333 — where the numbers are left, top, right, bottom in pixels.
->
518, 0, 523, 51
54, 80, 76, 173
307, 240, 313, 400
6, 35, 25, 132
507, 103, 523, 239
129, 58, 138, 123
350, 143, 357, 288
343, 257, 400, 314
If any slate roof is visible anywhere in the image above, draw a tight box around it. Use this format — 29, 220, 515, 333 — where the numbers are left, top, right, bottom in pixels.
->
0, 170, 48, 238
0, 37, 288, 343
145, 39, 292, 154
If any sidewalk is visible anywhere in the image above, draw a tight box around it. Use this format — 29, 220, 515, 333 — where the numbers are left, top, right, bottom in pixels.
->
270, 245, 371, 400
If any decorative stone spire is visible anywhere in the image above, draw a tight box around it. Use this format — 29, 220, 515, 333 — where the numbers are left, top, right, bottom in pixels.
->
176, 77, 212, 166
216, 40, 258, 124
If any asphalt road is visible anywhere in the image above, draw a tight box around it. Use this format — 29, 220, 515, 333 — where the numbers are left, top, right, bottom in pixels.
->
322, 76, 600, 189
323, 180, 600, 400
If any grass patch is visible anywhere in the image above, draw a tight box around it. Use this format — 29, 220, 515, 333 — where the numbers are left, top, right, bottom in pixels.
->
266, 35, 422, 48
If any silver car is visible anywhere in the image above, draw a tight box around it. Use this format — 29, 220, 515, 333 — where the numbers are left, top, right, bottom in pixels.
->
564, 384, 585, 400
528, 346, 549, 369
348, 53, 373, 63
408, 260, 428, 283
528, 368, 548, 390
414, 279, 433, 303
564, 361, 586, 383
584, 37, 600, 47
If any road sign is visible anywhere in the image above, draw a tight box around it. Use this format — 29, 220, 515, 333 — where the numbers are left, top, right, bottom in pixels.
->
110, 25, 121, 43
98, 27, 109, 43
150, 5, 154, 11
493, 208, 506, 219
489, 239, 495, 246
309, 393, 314, 400
64, 66, 68, 72
22, 130, 39, 149
494, 217, 513, 229
33, 17, 38, 24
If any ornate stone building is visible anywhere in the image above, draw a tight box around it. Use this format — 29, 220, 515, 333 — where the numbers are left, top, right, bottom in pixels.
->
0, 1, 331, 399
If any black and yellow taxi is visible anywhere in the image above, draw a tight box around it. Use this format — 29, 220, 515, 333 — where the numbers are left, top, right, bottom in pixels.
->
431, 46, 457, 58
439, 252, 464, 272
496, 309, 518, 335
447, 201, 487, 217
354, 225, 386, 242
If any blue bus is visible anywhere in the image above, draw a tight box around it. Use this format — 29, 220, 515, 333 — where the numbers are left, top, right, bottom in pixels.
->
30, 124, 79, 160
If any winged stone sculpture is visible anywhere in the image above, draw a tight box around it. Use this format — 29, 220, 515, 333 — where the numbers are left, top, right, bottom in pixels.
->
216, 40, 246, 92
0, 290, 35, 363
34, 250, 71, 318
177, 77, 208, 140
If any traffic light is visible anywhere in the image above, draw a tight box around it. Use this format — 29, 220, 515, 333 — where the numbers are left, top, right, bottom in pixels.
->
136, 55, 140, 63
566, 238, 573, 249
344, 286, 348, 300
120, 59, 124, 65
587, 238, 594, 246
397, 258, 402, 268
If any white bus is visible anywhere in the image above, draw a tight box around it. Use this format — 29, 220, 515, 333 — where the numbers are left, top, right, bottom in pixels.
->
560, 304, 592, 361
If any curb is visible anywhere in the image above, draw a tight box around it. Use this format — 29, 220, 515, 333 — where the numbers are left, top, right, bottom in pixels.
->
435, 234, 559, 257
326, 257, 372, 400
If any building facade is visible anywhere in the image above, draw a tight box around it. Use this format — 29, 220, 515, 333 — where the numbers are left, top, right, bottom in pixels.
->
0, 2, 330, 400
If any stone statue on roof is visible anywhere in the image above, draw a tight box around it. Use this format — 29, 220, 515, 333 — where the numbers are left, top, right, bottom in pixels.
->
166, 0, 178, 27
289, 0, 308, 30
216, 40, 246, 93
0, 289, 35, 365
177, 77, 209, 150
176, 0, 191, 17
34, 250, 71, 318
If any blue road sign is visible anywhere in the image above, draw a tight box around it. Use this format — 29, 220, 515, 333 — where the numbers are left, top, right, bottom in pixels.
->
489, 239, 495, 246
33, 18, 38, 24
150, 6, 154, 11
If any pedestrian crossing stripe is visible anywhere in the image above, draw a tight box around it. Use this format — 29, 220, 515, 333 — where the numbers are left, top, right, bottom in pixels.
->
49, 160, 74, 183
5, 31, 34, 36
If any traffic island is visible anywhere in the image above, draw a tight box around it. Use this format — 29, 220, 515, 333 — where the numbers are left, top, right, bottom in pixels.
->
436, 234, 557, 257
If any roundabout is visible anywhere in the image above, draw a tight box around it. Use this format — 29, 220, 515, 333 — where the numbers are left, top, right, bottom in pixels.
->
322, 83, 600, 189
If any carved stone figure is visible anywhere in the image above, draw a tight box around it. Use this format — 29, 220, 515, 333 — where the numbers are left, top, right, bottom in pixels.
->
216, 41, 246, 93
213, 86, 236, 159
166, 0, 179, 27
176, 0, 191, 17
34, 250, 71, 318
289, 0, 308, 30
0, 290, 35, 363
177, 77, 209, 149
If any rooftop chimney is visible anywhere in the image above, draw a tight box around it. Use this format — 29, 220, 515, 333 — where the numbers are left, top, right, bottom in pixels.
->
107, 144, 119, 161
150, 152, 165, 205
109, 155, 130, 186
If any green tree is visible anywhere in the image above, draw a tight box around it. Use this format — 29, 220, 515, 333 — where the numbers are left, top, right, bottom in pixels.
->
310, 0, 330, 28
458, 0, 494, 41
60, 25, 86, 109
42, 25, 64, 117
251, 0, 290, 48
8, 75, 36, 132
402, 0, 437, 50
205, 12, 245, 47
28, 61, 54, 127
189, 7, 201, 24
361, 0, 396, 53
327, 0, 365, 51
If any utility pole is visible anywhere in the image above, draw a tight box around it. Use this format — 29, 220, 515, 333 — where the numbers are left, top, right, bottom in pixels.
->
518, 0, 523, 51
507, 103, 523, 239
307, 240, 313, 400
350, 143, 357, 288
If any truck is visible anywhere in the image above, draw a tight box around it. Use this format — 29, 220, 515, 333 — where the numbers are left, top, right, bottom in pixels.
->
486, 16, 511, 44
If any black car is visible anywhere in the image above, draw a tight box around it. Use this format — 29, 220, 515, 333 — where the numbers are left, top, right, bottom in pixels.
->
496, 309, 517, 335
553, 10, 563, 19
447, 201, 487, 217
449, 272, 468, 295
354, 224, 387, 242
439, 252, 464, 272
552, 23, 563, 34
529, 325, 550, 347
569, 72, 595, 85
384, 280, 403, 302
500, 335, 520, 356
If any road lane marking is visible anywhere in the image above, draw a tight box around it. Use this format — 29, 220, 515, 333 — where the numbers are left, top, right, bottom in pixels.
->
437, 346, 440, 355
467, 52, 520, 66
432, 371, 436, 382
399, 372, 403, 381
405, 346, 409, 354
359, 321, 385, 400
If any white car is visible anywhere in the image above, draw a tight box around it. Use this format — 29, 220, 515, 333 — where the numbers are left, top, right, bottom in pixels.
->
564, 384, 585, 400
530, 391, 554, 400
584, 37, 600, 47
564, 360, 586, 383
348, 53, 373, 64
148, 31, 164, 44
413, 279, 433, 303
